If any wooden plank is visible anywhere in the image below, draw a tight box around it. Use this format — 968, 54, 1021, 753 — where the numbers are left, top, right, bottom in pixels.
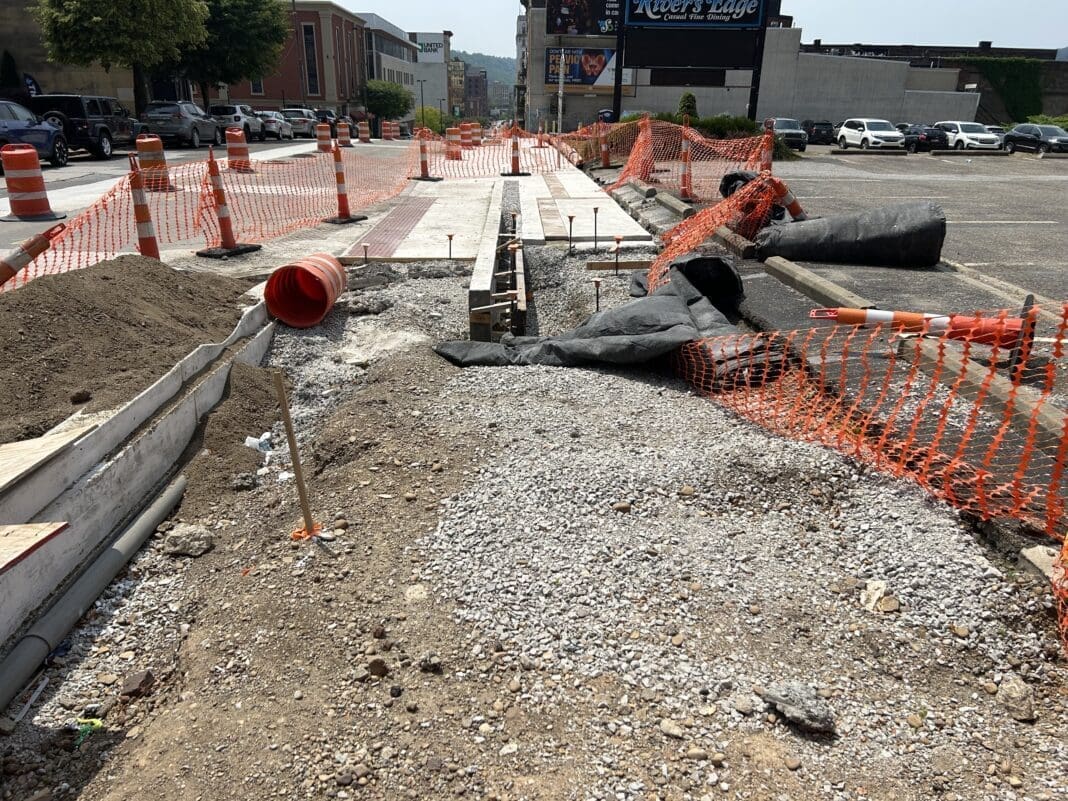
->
0, 522, 69, 575
586, 260, 654, 272
0, 423, 98, 496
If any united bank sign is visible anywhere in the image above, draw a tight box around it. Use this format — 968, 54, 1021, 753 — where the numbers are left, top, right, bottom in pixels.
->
626, 0, 764, 27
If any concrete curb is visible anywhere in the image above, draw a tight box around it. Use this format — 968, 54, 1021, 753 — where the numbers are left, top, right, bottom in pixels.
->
713, 226, 756, 259
762, 256, 874, 309
930, 149, 1009, 157
626, 178, 657, 198
1, 317, 276, 651
654, 192, 695, 219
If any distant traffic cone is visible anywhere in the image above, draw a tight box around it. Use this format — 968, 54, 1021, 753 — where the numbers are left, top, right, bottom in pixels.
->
225, 127, 254, 173
135, 134, 173, 191
500, 125, 530, 176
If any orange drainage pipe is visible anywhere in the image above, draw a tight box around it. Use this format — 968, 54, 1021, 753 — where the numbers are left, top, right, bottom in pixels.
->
0, 144, 65, 221
135, 134, 173, 191
501, 126, 530, 176
196, 147, 262, 260
316, 123, 332, 153
225, 127, 254, 173
323, 144, 367, 225
811, 307, 1025, 348
264, 253, 347, 328
0, 223, 65, 286
128, 154, 160, 259
337, 122, 353, 147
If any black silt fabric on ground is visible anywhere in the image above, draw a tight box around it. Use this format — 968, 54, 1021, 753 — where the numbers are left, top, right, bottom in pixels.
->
435, 262, 767, 371
754, 202, 946, 267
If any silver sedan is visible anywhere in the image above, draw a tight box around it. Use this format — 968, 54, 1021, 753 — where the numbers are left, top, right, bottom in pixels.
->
256, 110, 294, 140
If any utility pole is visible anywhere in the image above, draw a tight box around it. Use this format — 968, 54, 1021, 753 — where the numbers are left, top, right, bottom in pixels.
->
417, 79, 426, 129
438, 98, 445, 132
557, 38, 565, 134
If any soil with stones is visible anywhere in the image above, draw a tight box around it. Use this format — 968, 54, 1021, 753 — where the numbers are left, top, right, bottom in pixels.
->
0, 256, 256, 443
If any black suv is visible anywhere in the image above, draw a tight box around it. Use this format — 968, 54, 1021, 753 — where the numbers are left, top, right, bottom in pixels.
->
24, 94, 142, 159
802, 119, 835, 145
314, 108, 338, 137
1003, 123, 1068, 155
900, 124, 949, 153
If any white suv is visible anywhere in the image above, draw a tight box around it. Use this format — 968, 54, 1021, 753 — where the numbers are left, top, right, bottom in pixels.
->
837, 118, 905, 149
933, 121, 1001, 150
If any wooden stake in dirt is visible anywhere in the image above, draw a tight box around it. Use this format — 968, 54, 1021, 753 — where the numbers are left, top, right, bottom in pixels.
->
272, 370, 318, 540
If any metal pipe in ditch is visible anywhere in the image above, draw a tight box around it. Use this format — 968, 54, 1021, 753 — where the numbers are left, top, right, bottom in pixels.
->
0, 475, 187, 713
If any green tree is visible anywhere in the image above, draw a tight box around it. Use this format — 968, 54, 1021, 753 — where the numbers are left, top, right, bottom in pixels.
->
33, 0, 208, 113
176, 0, 289, 113
366, 80, 414, 128
0, 51, 19, 89
678, 91, 698, 121
414, 105, 444, 133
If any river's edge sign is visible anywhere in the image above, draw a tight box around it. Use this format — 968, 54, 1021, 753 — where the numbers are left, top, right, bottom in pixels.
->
626, 0, 764, 27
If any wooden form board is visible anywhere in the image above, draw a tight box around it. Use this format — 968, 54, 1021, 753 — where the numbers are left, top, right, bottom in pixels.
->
586, 260, 654, 272
0, 423, 98, 496
0, 522, 69, 575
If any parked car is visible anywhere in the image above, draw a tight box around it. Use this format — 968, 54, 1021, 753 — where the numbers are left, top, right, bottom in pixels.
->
24, 94, 141, 159
140, 101, 222, 148
895, 122, 913, 133
801, 119, 835, 145
933, 121, 1000, 150
1003, 123, 1068, 155
985, 125, 1007, 146
837, 118, 905, 149
281, 107, 317, 138
254, 110, 293, 140
209, 104, 265, 141
900, 124, 949, 153
0, 99, 69, 168
770, 117, 807, 151
314, 108, 338, 137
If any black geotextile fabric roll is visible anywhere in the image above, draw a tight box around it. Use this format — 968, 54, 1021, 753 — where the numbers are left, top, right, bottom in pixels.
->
754, 201, 946, 267
435, 260, 767, 372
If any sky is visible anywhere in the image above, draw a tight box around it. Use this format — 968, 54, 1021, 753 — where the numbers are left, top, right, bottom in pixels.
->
344, 1, 1068, 58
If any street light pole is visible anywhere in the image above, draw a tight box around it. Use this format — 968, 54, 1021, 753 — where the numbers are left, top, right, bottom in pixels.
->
417, 79, 426, 130
438, 98, 445, 133
557, 38, 566, 135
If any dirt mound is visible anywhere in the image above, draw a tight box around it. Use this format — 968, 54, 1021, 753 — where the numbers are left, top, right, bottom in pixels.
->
179, 363, 279, 515
0, 256, 255, 442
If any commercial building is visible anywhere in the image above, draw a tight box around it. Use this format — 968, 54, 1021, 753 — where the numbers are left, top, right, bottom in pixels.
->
517, 0, 1066, 130
221, 1, 366, 114
409, 31, 453, 122
360, 13, 418, 92
464, 67, 489, 119
447, 59, 466, 117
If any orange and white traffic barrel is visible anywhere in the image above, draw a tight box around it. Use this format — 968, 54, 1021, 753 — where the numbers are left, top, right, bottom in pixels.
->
225, 127, 254, 173
600, 129, 610, 168
332, 143, 350, 219
127, 154, 160, 259
460, 123, 473, 149
135, 134, 172, 191
381, 121, 393, 141
445, 127, 462, 160
760, 129, 774, 173
767, 176, 807, 220
0, 144, 64, 221
511, 129, 521, 173
358, 121, 371, 143
337, 122, 352, 147
0, 223, 65, 286
410, 138, 441, 181
810, 307, 1024, 348
316, 123, 332, 153
472, 123, 483, 147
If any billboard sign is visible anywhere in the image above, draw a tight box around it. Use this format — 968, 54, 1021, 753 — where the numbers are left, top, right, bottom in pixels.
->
412, 32, 446, 63
544, 48, 632, 88
626, 0, 765, 28
546, 0, 622, 36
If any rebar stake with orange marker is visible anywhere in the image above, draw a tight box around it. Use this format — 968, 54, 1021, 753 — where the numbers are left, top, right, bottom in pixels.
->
273, 370, 319, 542
447, 233, 454, 260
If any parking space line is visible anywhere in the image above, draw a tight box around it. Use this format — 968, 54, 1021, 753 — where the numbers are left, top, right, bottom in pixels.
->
947, 220, 1059, 225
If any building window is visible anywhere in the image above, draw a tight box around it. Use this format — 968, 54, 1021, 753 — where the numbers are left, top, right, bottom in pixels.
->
303, 23, 320, 96
250, 77, 264, 95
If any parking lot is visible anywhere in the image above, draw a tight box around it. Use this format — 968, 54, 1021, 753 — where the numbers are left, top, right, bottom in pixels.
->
776, 145, 1068, 304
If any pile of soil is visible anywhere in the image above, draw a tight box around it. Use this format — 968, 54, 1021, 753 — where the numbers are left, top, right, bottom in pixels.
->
0, 256, 256, 442
179, 363, 279, 514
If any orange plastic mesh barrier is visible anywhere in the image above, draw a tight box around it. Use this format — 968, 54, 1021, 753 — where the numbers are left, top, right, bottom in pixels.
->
418, 127, 581, 179
609, 118, 770, 201
647, 173, 780, 290
555, 120, 644, 166
659, 277, 1068, 651
6, 147, 418, 290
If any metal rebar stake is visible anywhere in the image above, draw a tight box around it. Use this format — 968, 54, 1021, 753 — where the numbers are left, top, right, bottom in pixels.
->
593, 207, 599, 252
593, 278, 601, 312
568, 215, 575, 255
